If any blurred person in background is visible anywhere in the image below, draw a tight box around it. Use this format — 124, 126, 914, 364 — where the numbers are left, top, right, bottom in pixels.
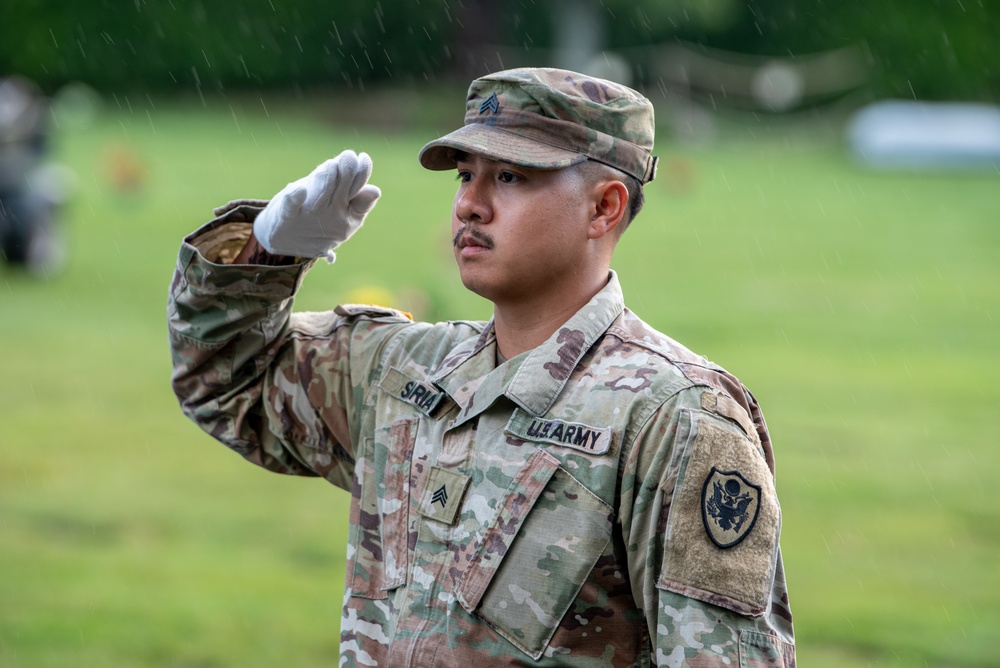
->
0, 74, 65, 274
168, 68, 794, 666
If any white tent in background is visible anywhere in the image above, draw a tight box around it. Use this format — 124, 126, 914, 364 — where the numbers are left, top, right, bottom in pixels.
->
847, 100, 1000, 170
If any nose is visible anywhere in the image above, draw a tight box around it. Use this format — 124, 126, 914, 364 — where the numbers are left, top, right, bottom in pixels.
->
454, 176, 493, 225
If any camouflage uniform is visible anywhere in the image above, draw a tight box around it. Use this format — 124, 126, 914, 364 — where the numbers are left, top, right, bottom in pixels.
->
168, 69, 795, 666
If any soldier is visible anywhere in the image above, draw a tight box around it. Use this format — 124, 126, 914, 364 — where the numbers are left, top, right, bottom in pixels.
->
0, 74, 60, 272
168, 68, 795, 666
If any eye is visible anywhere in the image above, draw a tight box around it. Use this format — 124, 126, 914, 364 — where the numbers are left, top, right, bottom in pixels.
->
456, 170, 472, 183
498, 171, 520, 184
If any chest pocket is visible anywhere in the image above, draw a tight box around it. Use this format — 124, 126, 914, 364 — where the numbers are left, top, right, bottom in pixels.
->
456, 449, 613, 660
348, 418, 417, 598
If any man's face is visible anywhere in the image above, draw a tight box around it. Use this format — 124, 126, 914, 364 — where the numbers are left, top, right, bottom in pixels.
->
451, 153, 595, 306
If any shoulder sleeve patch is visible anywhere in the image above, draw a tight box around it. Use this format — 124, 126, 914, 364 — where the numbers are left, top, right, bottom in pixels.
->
657, 409, 780, 616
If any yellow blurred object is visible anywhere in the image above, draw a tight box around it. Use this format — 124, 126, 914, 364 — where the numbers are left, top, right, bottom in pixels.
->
344, 285, 396, 309
102, 142, 147, 192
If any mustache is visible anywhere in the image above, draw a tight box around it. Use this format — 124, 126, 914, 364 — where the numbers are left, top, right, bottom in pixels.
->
452, 225, 495, 250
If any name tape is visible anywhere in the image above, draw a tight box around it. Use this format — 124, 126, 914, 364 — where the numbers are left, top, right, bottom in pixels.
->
380, 368, 447, 417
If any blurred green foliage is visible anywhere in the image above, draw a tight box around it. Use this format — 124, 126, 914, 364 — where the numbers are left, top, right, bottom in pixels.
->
0, 0, 462, 92
660, 0, 1000, 102
1, 0, 997, 100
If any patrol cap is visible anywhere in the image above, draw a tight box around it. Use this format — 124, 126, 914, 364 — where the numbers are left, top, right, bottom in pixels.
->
419, 67, 658, 184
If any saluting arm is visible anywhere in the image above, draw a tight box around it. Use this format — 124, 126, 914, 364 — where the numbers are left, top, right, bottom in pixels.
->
168, 151, 383, 489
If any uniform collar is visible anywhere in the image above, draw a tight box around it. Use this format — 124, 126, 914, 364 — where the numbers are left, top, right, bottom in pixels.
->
433, 272, 625, 422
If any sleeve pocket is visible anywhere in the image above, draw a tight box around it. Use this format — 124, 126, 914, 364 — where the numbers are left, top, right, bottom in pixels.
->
740, 630, 796, 667
457, 449, 613, 660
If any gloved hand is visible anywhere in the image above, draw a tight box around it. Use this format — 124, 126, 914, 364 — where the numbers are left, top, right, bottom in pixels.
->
253, 149, 381, 261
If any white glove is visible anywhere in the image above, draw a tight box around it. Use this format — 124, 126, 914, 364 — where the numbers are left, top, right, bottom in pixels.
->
253, 149, 381, 261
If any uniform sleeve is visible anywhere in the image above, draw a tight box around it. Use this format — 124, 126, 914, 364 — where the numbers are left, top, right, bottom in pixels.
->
166, 201, 412, 491
620, 387, 796, 666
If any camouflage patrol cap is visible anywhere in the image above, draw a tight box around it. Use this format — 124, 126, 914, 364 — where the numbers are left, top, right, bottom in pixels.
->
419, 68, 658, 183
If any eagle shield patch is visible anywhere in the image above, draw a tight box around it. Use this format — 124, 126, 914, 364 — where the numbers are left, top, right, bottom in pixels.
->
701, 467, 761, 548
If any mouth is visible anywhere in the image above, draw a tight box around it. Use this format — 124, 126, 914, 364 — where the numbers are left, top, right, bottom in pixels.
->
453, 226, 495, 255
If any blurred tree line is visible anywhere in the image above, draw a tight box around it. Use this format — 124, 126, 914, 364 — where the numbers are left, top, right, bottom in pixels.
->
1, 0, 997, 102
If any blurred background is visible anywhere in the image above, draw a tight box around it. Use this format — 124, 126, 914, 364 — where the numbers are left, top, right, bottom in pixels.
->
1, 1, 998, 666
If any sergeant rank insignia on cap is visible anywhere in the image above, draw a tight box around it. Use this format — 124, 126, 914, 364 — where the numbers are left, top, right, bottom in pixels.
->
479, 92, 500, 115
701, 467, 761, 548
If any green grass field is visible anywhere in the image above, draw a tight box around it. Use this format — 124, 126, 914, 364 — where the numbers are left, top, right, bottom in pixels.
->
1, 90, 998, 667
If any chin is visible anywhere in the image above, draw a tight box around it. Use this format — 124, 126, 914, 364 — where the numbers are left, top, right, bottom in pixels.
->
459, 275, 490, 300
457, 270, 500, 303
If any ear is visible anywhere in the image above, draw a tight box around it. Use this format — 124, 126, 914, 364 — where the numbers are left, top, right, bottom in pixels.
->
587, 180, 629, 240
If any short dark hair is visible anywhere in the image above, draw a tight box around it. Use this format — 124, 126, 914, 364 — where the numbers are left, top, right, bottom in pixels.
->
576, 160, 645, 233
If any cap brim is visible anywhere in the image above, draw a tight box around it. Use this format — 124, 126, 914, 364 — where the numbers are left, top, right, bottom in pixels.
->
419, 124, 587, 171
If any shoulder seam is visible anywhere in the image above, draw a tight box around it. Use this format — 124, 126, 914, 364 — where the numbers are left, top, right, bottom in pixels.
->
607, 323, 739, 393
